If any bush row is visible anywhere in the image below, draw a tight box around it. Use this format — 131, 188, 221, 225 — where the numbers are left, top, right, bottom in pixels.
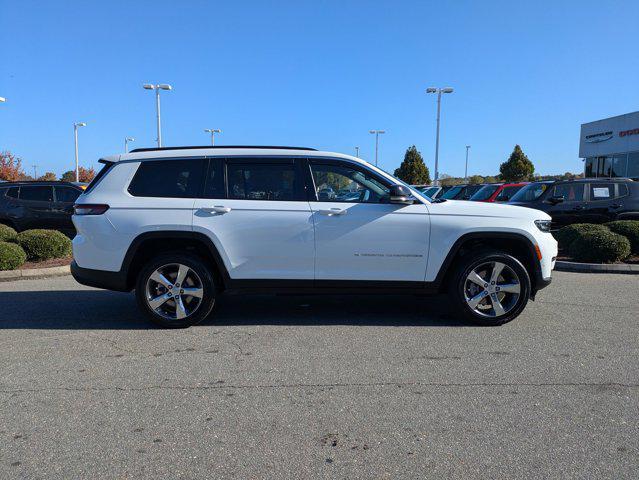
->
0, 225, 72, 271
556, 220, 639, 264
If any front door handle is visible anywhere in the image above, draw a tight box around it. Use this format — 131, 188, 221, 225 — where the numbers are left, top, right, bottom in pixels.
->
201, 206, 232, 214
572, 205, 584, 211
319, 208, 347, 216
610, 203, 623, 209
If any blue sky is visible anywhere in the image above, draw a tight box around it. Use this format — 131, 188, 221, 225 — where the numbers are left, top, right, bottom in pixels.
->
1, 0, 638, 178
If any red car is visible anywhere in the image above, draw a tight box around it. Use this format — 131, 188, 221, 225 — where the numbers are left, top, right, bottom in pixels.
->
469, 182, 528, 203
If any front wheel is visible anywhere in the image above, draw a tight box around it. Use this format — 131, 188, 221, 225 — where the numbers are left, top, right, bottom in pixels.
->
449, 250, 531, 326
135, 253, 217, 328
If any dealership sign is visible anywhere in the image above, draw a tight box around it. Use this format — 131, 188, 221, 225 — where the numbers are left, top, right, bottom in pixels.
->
584, 131, 613, 143
619, 127, 639, 137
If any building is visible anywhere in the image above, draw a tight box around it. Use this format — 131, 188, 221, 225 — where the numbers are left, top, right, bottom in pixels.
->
579, 111, 639, 180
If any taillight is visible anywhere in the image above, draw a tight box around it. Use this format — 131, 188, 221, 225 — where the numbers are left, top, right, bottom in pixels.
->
74, 204, 110, 215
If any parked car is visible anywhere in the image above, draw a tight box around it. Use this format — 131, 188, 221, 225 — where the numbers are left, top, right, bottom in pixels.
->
470, 183, 528, 203
0, 181, 84, 234
71, 145, 557, 328
440, 184, 486, 200
508, 178, 639, 228
414, 185, 448, 199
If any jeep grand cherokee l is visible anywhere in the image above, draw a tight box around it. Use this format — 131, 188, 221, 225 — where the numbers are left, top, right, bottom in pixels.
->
71, 146, 557, 328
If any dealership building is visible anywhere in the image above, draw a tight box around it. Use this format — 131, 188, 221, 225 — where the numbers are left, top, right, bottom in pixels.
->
579, 111, 639, 180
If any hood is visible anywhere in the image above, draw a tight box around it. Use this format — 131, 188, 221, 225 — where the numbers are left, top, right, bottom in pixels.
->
430, 199, 551, 221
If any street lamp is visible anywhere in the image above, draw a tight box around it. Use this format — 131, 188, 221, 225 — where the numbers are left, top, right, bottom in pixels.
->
204, 128, 222, 146
143, 83, 172, 147
355, 146, 360, 158
0, 97, 6, 103
464, 145, 471, 180
125, 137, 135, 153
426, 86, 454, 185
73, 122, 87, 182
369, 130, 386, 167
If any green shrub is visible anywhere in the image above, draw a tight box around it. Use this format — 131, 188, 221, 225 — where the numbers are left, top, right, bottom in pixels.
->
569, 230, 631, 263
605, 220, 639, 255
0, 224, 18, 243
17, 229, 72, 261
554, 223, 609, 250
0, 241, 27, 270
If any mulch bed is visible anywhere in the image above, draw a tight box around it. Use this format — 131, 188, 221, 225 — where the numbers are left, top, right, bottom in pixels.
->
557, 254, 639, 265
22, 256, 73, 270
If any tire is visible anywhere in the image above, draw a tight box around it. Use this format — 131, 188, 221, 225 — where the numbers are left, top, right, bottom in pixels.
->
448, 249, 531, 326
135, 252, 217, 328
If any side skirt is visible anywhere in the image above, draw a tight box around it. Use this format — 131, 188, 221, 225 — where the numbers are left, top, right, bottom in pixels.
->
223, 279, 440, 296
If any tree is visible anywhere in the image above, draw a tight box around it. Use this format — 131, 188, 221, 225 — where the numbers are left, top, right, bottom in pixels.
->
499, 145, 534, 181
468, 175, 484, 184
0, 151, 26, 181
38, 172, 57, 181
78, 166, 96, 183
60, 170, 75, 182
393, 146, 431, 185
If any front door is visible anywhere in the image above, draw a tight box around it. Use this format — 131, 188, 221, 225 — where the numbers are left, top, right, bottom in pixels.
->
192, 157, 315, 280
17, 185, 55, 229
543, 182, 586, 228
306, 160, 430, 282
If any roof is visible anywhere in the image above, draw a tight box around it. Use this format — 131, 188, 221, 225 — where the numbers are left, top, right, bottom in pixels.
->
129, 145, 317, 153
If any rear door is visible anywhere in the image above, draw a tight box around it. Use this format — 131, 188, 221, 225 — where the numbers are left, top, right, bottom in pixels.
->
17, 185, 55, 229
306, 159, 429, 282
192, 157, 314, 280
52, 185, 82, 231
584, 182, 616, 223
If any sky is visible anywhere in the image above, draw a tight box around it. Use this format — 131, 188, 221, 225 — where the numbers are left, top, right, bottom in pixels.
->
1, 0, 638, 179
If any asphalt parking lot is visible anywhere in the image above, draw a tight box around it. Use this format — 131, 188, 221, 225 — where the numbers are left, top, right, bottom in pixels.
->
0, 272, 637, 479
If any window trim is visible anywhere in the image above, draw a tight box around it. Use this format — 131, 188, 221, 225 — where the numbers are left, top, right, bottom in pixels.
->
305, 157, 393, 203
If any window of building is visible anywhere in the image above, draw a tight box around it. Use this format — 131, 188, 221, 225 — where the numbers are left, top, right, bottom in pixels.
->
610, 154, 628, 177
55, 186, 82, 203
627, 152, 639, 179
227, 163, 297, 201
585, 157, 596, 177
19, 186, 53, 202
310, 163, 390, 203
128, 159, 205, 198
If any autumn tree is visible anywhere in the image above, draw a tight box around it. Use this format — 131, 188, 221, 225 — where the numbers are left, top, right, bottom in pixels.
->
0, 151, 26, 181
78, 166, 96, 182
38, 172, 57, 181
393, 146, 431, 185
499, 145, 534, 182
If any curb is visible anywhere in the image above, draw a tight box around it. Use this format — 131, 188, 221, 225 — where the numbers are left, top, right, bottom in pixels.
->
0, 265, 71, 282
555, 260, 639, 274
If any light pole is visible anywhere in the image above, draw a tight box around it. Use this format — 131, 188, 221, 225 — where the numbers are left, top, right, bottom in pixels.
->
355, 146, 360, 158
73, 122, 87, 182
204, 128, 222, 146
0, 97, 5, 103
143, 84, 172, 147
465, 145, 471, 180
32, 165, 38, 179
369, 130, 385, 167
426, 87, 454, 185
125, 137, 135, 153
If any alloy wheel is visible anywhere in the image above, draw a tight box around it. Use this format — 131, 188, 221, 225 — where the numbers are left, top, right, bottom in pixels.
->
463, 261, 521, 318
145, 263, 204, 321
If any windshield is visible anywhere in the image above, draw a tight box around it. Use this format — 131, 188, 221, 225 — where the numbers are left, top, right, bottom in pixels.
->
441, 185, 464, 199
424, 187, 439, 197
509, 182, 550, 202
470, 185, 500, 201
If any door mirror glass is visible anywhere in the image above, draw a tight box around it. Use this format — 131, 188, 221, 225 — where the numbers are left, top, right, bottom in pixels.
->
389, 185, 414, 205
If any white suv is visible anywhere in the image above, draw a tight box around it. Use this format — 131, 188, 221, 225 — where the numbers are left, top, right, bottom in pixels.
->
71, 146, 557, 328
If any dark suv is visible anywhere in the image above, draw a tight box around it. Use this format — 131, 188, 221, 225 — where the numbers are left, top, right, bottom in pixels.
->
0, 181, 84, 234
508, 178, 639, 228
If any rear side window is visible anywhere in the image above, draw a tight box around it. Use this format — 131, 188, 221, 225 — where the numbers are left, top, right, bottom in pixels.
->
589, 183, 613, 200
85, 161, 114, 194
128, 159, 205, 198
19, 186, 53, 202
227, 163, 297, 201
55, 186, 82, 203
617, 183, 629, 198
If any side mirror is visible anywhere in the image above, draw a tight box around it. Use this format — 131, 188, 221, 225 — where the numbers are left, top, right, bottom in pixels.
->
389, 185, 414, 205
548, 195, 565, 205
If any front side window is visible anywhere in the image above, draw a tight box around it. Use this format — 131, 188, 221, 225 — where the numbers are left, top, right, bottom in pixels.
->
441, 185, 464, 199
550, 183, 585, 202
128, 159, 205, 198
6, 187, 19, 198
55, 186, 81, 203
510, 182, 550, 202
19, 186, 53, 202
589, 183, 612, 201
310, 163, 390, 203
227, 163, 297, 201
470, 185, 499, 201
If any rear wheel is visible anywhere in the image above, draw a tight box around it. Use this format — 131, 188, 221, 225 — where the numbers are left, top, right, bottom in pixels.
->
449, 250, 531, 326
135, 253, 217, 328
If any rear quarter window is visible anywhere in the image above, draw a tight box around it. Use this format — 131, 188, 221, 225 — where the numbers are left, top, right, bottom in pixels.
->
128, 159, 206, 198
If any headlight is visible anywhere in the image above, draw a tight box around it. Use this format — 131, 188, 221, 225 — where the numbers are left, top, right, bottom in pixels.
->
534, 219, 552, 232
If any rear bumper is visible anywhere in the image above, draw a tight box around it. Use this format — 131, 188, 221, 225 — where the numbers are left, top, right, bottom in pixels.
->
70, 261, 130, 292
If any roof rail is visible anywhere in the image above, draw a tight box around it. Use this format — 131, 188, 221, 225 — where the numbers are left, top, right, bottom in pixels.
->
128, 145, 317, 153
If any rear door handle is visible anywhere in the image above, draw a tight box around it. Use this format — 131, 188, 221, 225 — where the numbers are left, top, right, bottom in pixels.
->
201, 206, 232, 214
319, 208, 347, 216
572, 205, 584, 211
